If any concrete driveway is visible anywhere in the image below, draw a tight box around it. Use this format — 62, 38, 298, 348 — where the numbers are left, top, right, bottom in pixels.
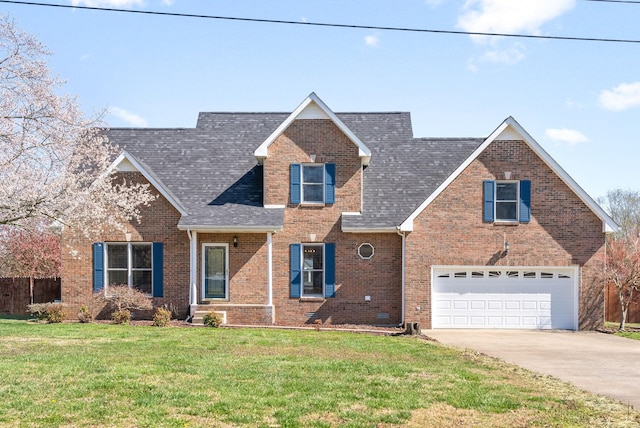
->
424, 330, 640, 409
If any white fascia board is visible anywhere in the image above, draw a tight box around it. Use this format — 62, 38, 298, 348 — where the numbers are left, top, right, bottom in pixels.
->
177, 225, 283, 233
253, 92, 372, 166
342, 226, 398, 233
400, 117, 618, 233
109, 151, 188, 216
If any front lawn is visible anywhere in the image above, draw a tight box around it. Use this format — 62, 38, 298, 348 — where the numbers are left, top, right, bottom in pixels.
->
0, 320, 637, 427
604, 322, 640, 340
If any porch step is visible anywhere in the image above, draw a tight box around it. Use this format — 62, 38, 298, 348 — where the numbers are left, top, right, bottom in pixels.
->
191, 310, 226, 326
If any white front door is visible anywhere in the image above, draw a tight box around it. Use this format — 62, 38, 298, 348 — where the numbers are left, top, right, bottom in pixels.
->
432, 267, 578, 330
202, 244, 229, 300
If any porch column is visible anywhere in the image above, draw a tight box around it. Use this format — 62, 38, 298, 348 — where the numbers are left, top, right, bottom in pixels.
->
190, 230, 198, 311
267, 232, 274, 324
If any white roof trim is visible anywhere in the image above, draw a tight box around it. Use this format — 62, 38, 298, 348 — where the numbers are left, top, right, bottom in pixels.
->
109, 151, 188, 216
253, 92, 372, 166
177, 224, 283, 233
400, 116, 618, 234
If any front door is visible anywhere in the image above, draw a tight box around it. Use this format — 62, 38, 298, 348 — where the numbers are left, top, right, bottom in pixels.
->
202, 244, 228, 300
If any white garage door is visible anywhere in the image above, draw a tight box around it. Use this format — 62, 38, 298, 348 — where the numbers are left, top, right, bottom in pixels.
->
432, 267, 578, 330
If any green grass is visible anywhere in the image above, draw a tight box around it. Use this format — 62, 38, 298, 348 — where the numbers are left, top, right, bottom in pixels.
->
0, 320, 638, 427
604, 321, 640, 340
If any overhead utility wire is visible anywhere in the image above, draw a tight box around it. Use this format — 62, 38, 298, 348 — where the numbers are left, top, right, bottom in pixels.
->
2, 0, 640, 45
582, 0, 640, 3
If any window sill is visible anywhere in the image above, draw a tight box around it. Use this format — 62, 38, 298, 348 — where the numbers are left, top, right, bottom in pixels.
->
493, 221, 520, 226
298, 297, 325, 303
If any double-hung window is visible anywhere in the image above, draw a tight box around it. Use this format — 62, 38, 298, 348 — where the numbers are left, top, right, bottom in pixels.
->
302, 165, 324, 203
290, 243, 335, 299
93, 242, 163, 297
290, 163, 335, 204
495, 182, 519, 222
483, 180, 531, 223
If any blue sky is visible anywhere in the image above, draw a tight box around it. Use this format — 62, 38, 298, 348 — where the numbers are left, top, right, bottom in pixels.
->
2, 0, 639, 200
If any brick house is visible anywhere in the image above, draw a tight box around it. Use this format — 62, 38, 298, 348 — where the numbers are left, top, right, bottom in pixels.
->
61, 93, 617, 330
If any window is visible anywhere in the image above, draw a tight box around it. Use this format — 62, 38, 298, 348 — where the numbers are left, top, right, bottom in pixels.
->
106, 243, 152, 294
495, 182, 518, 221
302, 165, 324, 203
93, 242, 163, 297
483, 180, 531, 223
303, 244, 324, 296
290, 243, 335, 298
358, 243, 374, 259
290, 163, 335, 204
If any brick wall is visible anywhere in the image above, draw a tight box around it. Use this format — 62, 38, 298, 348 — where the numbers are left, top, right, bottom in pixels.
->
265, 119, 402, 326
62, 172, 190, 319
404, 140, 606, 330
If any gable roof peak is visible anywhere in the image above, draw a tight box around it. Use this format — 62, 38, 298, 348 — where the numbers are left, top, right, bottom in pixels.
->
253, 92, 372, 165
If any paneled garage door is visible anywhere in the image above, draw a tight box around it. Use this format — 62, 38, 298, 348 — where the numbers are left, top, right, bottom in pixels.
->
432, 267, 578, 330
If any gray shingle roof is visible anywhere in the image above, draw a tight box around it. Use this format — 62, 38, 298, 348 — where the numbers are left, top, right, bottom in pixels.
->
107, 112, 483, 231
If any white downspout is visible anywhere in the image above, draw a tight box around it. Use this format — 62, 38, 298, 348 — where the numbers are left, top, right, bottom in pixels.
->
267, 232, 274, 324
397, 228, 406, 326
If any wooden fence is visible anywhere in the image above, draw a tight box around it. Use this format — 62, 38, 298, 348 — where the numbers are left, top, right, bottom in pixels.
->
0, 278, 61, 316
606, 282, 640, 324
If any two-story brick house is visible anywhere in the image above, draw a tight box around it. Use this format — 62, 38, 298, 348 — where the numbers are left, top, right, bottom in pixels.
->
61, 93, 617, 330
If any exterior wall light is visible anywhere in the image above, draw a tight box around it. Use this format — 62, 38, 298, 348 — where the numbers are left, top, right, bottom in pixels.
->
233, 235, 238, 247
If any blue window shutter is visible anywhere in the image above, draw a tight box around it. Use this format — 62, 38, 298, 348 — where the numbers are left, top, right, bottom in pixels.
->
325, 163, 336, 204
93, 243, 104, 293
519, 180, 531, 223
290, 163, 301, 204
324, 243, 336, 298
152, 242, 164, 297
290, 244, 301, 298
483, 180, 495, 222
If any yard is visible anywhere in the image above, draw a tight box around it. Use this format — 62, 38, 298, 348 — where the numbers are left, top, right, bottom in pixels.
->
0, 320, 638, 427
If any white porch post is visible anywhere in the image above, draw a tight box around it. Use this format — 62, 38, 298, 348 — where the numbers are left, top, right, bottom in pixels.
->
267, 232, 274, 324
189, 230, 198, 315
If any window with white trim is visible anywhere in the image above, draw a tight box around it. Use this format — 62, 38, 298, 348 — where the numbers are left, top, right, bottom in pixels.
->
302, 165, 324, 203
106, 243, 152, 294
495, 181, 519, 222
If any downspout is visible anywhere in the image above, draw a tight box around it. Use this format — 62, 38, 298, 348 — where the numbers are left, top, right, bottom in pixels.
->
397, 228, 406, 327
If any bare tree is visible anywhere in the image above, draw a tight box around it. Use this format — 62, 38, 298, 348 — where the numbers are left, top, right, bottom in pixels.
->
599, 189, 640, 329
606, 238, 640, 330
599, 189, 640, 239
0, 15, 154, 233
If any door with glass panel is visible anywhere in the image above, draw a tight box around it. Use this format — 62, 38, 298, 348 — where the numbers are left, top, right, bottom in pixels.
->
202, 244, 228, 300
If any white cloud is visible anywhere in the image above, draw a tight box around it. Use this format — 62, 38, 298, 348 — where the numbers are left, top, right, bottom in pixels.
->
545, 128, 589, 145
365, 35, 379, 47
109, 107, 148, 127
457, 0, 575, 42
599, 81, 640, 112
70, 0, 144, 7
480, 46, 524, 65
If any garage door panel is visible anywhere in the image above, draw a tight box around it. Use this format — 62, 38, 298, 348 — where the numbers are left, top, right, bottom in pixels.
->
433, 267, 577, 330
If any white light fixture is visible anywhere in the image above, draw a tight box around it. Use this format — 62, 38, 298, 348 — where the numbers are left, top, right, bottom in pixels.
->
125, 232, 132, 242
310, 154, 316, 162
504, 171, 512, 180
309, 233, 316, 242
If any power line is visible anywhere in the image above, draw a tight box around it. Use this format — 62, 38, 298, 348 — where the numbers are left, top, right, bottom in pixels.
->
2, 0, 640, 45
582, 0, 640, 3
